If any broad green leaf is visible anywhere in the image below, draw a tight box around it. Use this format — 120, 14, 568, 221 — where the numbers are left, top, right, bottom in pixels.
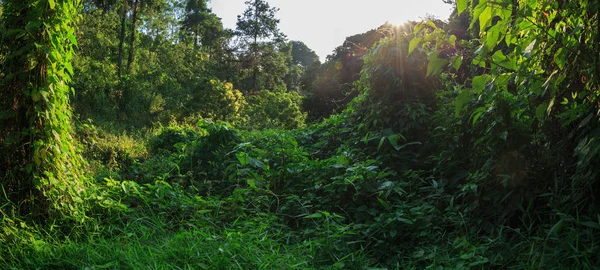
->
485, 25, 501, 50
553, 48, 567, 70
455, 89, 472, 116
387, 134, 400, 150
479, 6, 493, 33
248, 157, 265, 169
449, 35, 457, 47
426, 53, 448, 77
426, 20, 437, 29
457, 0, 468, 15
452, 55, 463, 70
67, 33, 78, 47
492, 50, 507, 63
408, 36, 421, 55
579, 221, 600, 229
65, 62, 74, 75
247, 179, 256, 189
26, 21, 42, 30
536, 103, 548, 120
48, 0, 55, 9
472, 74, 492, 93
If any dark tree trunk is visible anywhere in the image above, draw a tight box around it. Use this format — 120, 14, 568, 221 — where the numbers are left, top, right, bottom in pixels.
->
127, 0, 139, 74
118, 0, 128, 78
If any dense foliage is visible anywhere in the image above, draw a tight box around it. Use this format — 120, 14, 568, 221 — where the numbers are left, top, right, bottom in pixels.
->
1, 0, 599, 269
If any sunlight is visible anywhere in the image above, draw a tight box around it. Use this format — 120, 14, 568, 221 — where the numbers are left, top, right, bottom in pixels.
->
210, 0, 453, 61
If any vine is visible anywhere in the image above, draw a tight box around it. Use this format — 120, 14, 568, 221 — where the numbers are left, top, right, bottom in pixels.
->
1, 0, 86, 219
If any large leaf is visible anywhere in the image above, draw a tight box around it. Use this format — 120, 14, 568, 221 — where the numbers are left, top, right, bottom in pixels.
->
472, 74, 492, 93
479, 6, 492, 34
426, 53, 448, 77
457, 0, 468, 15
553, 48, 567, 70
408, 36, 422, 55
455, 88, 472, 116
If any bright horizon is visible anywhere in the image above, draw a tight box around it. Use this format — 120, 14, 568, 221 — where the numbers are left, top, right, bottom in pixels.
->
209, 0, 454, 61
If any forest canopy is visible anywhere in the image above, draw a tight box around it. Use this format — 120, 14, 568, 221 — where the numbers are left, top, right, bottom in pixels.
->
0, 0, 599, 268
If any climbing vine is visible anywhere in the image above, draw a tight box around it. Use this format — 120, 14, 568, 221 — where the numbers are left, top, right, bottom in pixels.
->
1, 0, 86, 219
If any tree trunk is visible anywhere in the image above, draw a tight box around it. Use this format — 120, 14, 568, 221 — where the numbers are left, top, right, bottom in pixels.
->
0, 0, 84, 218
127, 0, 139, 74
118, 0, 128, 78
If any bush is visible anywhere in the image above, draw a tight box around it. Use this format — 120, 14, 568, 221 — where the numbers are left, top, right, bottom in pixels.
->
244, 89, 306, 130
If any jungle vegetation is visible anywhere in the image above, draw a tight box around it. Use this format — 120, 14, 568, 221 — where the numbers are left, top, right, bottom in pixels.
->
1, 0, 599, 268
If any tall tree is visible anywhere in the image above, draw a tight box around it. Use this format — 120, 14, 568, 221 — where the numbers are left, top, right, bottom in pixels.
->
181, 0, 208, 48
181, 0, 226, 52
126, 0, 140, 73
290, 40, 318, 67
0, 0, 85, 218
125, 0, 164, 74
117, 0, 128, 77
236, 0, 284, 90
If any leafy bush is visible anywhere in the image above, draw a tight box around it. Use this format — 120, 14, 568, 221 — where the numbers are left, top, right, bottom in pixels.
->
182, 79, 247, 125
244, 89, 306, 130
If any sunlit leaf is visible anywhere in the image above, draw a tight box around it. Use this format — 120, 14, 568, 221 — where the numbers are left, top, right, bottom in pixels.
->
479, 6, 492, 33
451, 55, 463, 70
408, 36, 421, 55
457, 0, 468, 15
449, 35, 457, 47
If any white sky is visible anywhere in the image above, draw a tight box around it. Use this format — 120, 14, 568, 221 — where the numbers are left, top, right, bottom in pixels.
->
209, 0, 454, 61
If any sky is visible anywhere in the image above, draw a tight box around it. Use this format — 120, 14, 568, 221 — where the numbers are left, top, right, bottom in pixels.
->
209, 0, 454, 61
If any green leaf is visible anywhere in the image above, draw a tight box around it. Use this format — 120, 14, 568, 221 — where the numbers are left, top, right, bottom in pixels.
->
457, 0, 468, 15
397, 217, 414, 225
67, 33, 78, 47
248, 157, 265, 169
492, 50, 507, 64
247, 179, 256, 189
455, 89, 472, 116
426, 20, 437, 29
65, 62, 74, 75
472, 74, 492, 93
26, 21, 42, 30
479, 6, 492, 33
378, 137, 386, 151
451, 55, 463, 70
449, 35, 457, 47
553, 48, 567, 70
471, 107, 486, 125
304, 213, 323, 219
579, 221, 600, 229
378, 197, 391, 210
426, 53, 448, 77
485, 26, 501, 50
408, 36, 421, 55
536, 103, 548, 121
48, 0, 55, 9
